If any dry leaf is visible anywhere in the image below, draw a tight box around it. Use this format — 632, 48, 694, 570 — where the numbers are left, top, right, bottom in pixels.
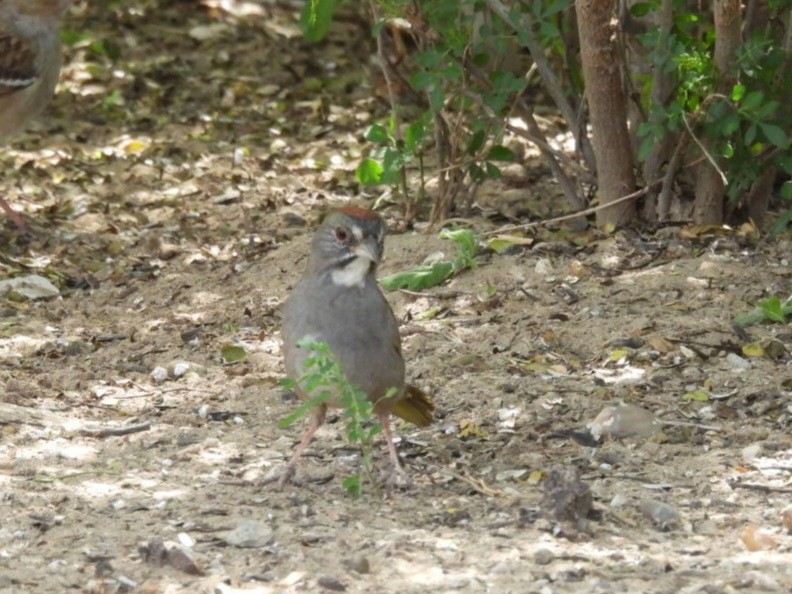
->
740, 526, 779, 551
647, 336, 675, 353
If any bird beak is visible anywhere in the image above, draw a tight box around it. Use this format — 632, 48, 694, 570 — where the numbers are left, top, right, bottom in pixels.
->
351, 237, 380, 264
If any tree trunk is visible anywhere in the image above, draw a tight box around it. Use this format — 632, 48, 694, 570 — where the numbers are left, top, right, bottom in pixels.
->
641, 0, 675, 221
743, 2, 790, 229
693, 0, 741, 224
576, 0, 636, 228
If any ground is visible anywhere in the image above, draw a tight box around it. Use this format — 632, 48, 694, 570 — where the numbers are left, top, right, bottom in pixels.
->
1, 2, 791, 593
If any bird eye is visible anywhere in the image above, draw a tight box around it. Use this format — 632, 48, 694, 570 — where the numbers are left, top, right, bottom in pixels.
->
334, 227, 349, 242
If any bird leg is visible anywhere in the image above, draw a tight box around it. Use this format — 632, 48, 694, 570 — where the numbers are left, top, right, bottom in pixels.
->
0, 196, 27, 231
262, 403, 327, 486
378, 411, 412, 489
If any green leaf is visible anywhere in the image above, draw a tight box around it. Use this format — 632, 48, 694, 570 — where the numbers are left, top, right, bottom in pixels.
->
440, 228, 477, 262
427, 84, 445, 111
741, 90, 764, 111
733, 309, 766, 326
629, 2, 652, 16
759, 123, 789, 149
781, 181, 792, 200
380, 148, 405, 185
681, 390, 709, 402
487, 145, 516, 162
467, 130, 486, 155
731, 83, 746, 102
758, 296, 786, 323
755, 100, 779, 121
355, 158, 383, 185
364, 124, 390, 144
488, 234, 534, 253
300, 0, 336, 42
342, 474, 361, 496
380, 262, 454, 291
277, 390, 332, 428
404, 121, 425, 153
443, 228, 478, 272
744, 123, 757, 146
485, 162, 502, 179
220, 345, 247, 364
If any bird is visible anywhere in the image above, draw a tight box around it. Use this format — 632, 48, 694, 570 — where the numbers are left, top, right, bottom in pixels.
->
276, 207, 434, 486
0, 0, 68, 228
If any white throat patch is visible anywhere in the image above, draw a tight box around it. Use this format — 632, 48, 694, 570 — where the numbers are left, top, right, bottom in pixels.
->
331, 257, 371, 288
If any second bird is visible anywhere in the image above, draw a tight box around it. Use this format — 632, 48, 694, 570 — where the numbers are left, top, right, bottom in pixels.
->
278, 207, 434, 486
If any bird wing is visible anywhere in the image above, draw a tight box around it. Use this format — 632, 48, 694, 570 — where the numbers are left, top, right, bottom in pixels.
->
0, 34, 39, 96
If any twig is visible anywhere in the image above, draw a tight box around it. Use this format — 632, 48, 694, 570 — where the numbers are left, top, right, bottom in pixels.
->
682, 113, 728, 186
659, 420, 722, 432
79, 422, 151, 438
370, 1, 413, 218
398, 289, 469, 298
730, 482, 792, 494
446, 470, 509, 497
482, 0, 596, 170
480, 182, 659, 236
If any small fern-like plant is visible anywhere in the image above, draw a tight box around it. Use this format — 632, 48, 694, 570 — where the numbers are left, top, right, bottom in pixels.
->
279, 339, 384, 496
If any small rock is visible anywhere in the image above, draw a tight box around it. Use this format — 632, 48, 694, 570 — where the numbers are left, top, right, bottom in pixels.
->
742, 570, 782, 591
150, 366, 168, 384
317, 576, 347, 591
541, 467, 592, 524
535, 258, 554, 277
780, 503, 792, 533
169, 361, 192, 378
640, 499, 679, 530
168, 546, 204, 576
117, 576, 138, 592
741, 443, 763, 461
589, 404, 660, 440
0, 274, 59, 300
283, 212, 307, 226
534, 548, 554, 565
142, 538, 168, 566
610, 493, 629, 508
226, 520, 274, 548
343, 554, 370, 574
725, 352, 750, 371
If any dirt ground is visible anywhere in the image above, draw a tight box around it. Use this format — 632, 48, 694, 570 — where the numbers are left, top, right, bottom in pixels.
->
1, 2, 791, 593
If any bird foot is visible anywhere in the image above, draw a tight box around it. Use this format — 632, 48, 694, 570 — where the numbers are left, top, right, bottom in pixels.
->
380, 465, 412, 490
260, 464, 301, 487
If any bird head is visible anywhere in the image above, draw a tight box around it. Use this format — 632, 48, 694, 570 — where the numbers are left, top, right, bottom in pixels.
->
309, 207, 386, 287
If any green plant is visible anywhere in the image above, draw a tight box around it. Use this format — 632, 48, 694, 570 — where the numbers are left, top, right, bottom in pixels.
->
356, 116, 430, 187
733, 295, 792, 326
303, 0, 524, 217
379, 227, 477, 291
636, 6, 792, 211
279, 339, 384, 496
770, 181, 792, 235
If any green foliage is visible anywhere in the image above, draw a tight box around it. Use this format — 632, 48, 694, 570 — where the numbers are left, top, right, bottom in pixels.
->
636, 7, 792, 215
279, 340, 382, 496
355, 117, 429, 186
351, 0, 531, 203
380, 227, 477, 291
300, 0, 337, 42
770, 182, 792, 235
733, 295, 792, 326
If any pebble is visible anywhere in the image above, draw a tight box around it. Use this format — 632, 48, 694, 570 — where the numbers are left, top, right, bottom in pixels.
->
343, 554, 370, 574
226, 520, 274, 548
317, 576, 347, 591
725, 352, 750, 371
534, 548, 554, 565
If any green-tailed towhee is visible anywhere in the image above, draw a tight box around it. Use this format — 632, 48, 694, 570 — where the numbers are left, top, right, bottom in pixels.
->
275, 207, 434, 486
